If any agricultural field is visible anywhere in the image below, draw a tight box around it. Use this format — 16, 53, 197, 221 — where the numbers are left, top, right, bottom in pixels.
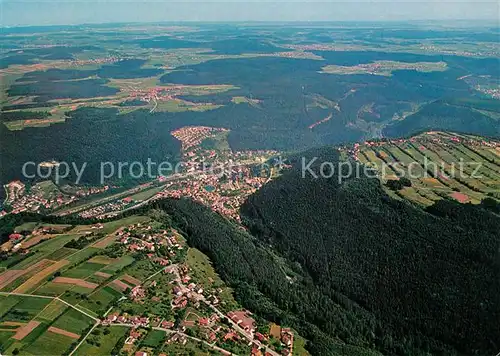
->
348, 131, 500, 206
72, 325, 129, 356
0, 294, 93, 355
0, 210, 308, 356
321, 60, 448, 76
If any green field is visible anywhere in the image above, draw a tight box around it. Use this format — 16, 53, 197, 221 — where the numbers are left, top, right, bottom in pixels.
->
73, 325, 128, 356
51, 308, 94, 335
45, 247, 78, 261
1, 296, 52, 322
36, 299, 68, 321
10, 234, 81, 269
0, 295, 21, 318
65, 247, 102, 265
63, 261, 106, 279
100, 255, 135, 273
141, 329, 166, 348
76, 286, 122, 315
23, 330, 76, 356
354, 132, 500, 207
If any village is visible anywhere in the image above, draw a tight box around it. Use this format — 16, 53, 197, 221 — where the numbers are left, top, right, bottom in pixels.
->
0, 217, 298, 355
1, 180, 109, 217
1, 125, 280, 222
77, 222, 296, 356
98, 222, 295, 356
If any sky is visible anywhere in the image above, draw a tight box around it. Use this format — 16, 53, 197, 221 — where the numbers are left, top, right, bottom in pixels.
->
2, 0, 499, 27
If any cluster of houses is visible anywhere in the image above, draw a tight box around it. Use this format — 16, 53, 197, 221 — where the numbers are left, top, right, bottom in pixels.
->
1, 180, 78, 215
69, 56, 121, 67
171, 126, 229, 153
104, 313, 151, 328
78, 198, 136, 219
228, 310, 256, 336
117, 224, 184, 265
1, 180, 110, 218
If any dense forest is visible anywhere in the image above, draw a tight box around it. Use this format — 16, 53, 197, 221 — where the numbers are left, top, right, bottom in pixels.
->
240, 147, 500, 355
384, 99, 500, 138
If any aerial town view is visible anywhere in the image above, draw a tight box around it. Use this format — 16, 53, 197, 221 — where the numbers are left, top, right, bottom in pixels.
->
1, 1, 500, 355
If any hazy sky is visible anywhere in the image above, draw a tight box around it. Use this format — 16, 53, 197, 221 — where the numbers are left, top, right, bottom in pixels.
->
2, 0, 499, 26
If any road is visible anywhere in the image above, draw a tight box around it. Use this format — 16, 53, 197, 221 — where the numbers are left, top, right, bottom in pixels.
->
68, 321, 100, 356
109, 323, 237, 355
52, 157, 269, 218
169, 265, 280, 356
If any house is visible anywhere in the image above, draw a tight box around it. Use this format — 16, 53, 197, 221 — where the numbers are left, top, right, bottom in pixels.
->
168, 333, 187, 345
198, 318, 209, 327
281, 333, 292, 346
224, 332, 238, 341
8, 233, 23, 241
181, 320, 195, 328
161, 320, 174, 329
228, 310, 255, 334
208, 332, 217, 342
135, 352, 147, 356
251, 348, 263, 356
173, 286, 182, 296
106, 314, 118, 322
255, 332, 266, 342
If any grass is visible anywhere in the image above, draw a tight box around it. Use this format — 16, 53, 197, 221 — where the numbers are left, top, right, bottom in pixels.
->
65, 247, 101, 265
100, 255, 135, 274
35, 282, 75, 296
355, 132, 500, 207
51, 308, 94, 335
293, 334, 311, 356
159, 338, 211, 355
100, 216, 150, 234
0, 330, 16, 351
127, 186, 163, 201
2, 296, 52, 322
14, 322, 48, 346
77, 286, 122, 315
23, 330, 75, 355
73, 325, 128, 356
36, 299, 68, 321
63, 262, 105, 279
121, 259, 157, 281
14, 222, 39, 233
45, 247, 77, 261
11, 234, 79, 269
141, 329, 166, 348
0, 295, 20, 318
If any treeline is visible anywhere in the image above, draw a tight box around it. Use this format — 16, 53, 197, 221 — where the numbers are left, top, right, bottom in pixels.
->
0, 212, 112, 245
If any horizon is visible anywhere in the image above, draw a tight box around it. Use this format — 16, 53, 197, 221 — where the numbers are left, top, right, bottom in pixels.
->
2, 18, 499, 29
3, 1, 499, 27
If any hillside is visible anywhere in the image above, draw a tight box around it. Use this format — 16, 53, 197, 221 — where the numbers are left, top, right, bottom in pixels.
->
383, 99, 500, 138
238, 147, 500, 355
0, 213, 310, 356
341, 131, 500, 206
